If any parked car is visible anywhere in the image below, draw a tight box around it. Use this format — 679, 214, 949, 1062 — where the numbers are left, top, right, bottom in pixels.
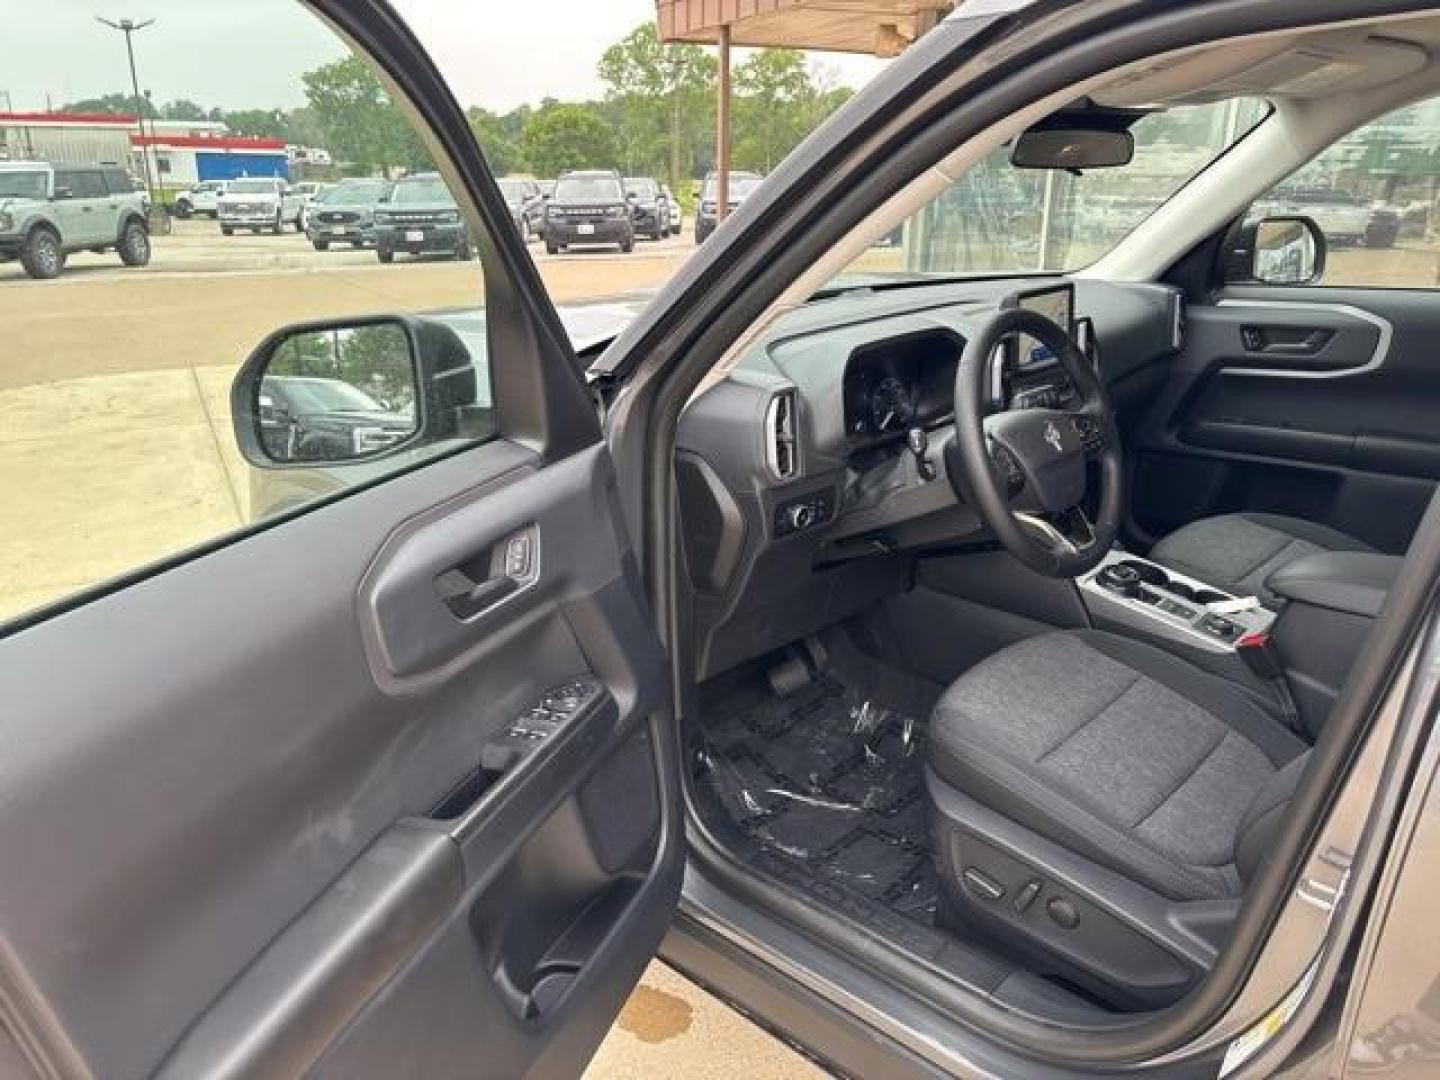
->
373, 171, 470, 262
693, 169, 763, 243
496, 177, 544, 241
171, 180, 228, 219
1254, 186, 1383, 247
289, 182, 329, 232
623, 176, 667, 240
217, 177, 304, 235
305, 178, 390, 250
257, 374, 416, 463
660, 182, 681, 236
543, 169, 634, 254
0, 160, 149, 279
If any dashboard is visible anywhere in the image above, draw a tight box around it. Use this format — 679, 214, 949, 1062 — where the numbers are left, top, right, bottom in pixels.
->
674, 276, 1186, 679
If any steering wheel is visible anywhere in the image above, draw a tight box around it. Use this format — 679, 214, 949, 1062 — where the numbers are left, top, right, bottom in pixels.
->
946, 307, 1122, 577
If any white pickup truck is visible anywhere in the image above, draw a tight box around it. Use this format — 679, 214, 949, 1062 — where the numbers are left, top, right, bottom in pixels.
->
172, 180, 228, 219
217, 177, 306, 235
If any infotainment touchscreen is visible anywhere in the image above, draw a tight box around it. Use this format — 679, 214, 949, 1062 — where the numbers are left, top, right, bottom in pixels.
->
1007, 283, 1074, 367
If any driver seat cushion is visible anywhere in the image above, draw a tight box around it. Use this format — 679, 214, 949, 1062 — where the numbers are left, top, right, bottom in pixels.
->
928, 630, 1307, 901
1149, 512, 1374, 603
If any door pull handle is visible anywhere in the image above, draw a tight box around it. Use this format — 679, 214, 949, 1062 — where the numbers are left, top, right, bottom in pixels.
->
435, 571, 517, 620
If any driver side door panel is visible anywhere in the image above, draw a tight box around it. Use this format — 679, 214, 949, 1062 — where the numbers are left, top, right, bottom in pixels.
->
1128, 286, 1440, 552
0, 439, 677, 1079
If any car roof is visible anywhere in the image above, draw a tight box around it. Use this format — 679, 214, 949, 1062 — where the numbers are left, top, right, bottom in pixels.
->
0, 161, 51, 171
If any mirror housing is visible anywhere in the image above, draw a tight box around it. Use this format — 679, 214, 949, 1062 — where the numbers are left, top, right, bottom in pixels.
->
231, 314, 480, 469
1011, 126, 1134, 169
1224, 214, 1327, 286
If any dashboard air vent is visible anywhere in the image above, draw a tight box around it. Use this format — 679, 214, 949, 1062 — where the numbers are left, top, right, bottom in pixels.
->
765, 390, 799, 480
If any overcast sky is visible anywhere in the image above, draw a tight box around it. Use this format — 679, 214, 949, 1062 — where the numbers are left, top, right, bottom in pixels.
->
5, 0, 886, 114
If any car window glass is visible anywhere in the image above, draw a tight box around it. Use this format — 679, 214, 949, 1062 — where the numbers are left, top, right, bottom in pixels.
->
554, 174, 622, 201
0, 169, 49, 199
3, 0, 499, 628
1243, 98, 1440, 287
828, 99, 1268, 282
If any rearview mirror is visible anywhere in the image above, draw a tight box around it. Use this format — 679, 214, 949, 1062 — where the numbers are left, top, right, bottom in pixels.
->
231, 314, 481, 468
1010, 127, 1134, 170
1225, 214, 1326, 286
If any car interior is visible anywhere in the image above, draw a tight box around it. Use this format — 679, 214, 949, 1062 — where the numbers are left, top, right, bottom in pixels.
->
668, 15, 1440, 1023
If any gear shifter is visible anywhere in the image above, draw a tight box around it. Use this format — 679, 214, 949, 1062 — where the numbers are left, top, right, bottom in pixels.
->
907, 427, 936, 482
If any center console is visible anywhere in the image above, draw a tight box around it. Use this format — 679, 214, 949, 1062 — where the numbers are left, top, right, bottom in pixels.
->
1078, 550, 1275, 655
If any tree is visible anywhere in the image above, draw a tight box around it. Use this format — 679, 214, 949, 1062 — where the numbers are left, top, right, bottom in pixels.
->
598, 24, 714, 188
302, 56, 430, 174
521, 104, 618, 176
222, 108, 289, 140
159, 99, 208, 121
468, 106, 523, 175
732, 50, 809, 173
65, 92, 155, 118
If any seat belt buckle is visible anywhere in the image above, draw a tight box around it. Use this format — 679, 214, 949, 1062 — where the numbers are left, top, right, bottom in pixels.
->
1236, 630, 1285, 680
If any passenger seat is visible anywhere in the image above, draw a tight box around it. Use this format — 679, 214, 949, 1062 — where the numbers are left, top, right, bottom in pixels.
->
1149, 512, 1374, 604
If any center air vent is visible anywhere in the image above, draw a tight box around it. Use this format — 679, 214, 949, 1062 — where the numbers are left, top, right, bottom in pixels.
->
765, 390, 798, 480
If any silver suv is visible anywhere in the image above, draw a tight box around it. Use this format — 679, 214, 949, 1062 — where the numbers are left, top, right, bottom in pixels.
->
0, 161, 150, 279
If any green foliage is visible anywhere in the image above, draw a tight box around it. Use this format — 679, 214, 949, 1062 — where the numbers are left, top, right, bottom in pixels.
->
159, 98, 208, 121
731, 51, 852, 173
467, 107, 523, 176
222, 108, 289, 140
65, 92, 155, 118
597, 24, 714, 187
302, 56, 431, 174
521, 104, 618, 177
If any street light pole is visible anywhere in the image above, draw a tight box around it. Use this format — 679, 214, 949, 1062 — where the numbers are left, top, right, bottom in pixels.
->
96, 16, 156, 204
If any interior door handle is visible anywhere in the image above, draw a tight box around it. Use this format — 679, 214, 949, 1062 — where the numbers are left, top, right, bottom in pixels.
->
1240, 325, 1331, 355
434, 569, 517, 620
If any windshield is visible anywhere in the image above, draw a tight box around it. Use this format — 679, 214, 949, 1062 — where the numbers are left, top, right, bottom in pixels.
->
390, 178, 452, 204
0, 171, 47, 199
703, 172, 763, 200
275, 378, 385, 415
555, 173, 622, 201
625, 178, 658, 199
322, 181, 389, 205
227, 179, 279, 194
832, 100, 1268, 283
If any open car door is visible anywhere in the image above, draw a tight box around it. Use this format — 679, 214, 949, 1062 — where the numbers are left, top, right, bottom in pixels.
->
0, 3, 680, 1077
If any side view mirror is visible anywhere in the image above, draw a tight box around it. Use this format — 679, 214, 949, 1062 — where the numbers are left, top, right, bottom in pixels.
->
1225, 214, 1327, 286
231, 314, 480, 468
625, 191, 638, 201
53, 186, 73, 200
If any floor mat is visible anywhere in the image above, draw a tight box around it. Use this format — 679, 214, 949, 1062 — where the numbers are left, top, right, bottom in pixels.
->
695, 665, 940, 926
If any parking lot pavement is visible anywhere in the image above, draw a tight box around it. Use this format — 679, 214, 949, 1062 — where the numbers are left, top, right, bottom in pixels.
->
587, 961, 825, 1079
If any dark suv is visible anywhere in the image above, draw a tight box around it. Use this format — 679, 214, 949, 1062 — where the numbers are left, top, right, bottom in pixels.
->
257, 374, 415, 462
543, 170, 634, 254
694, 169, 763, 244
623, 176, 666, 240
373, 172, 469, 263
306, 178, 392, 250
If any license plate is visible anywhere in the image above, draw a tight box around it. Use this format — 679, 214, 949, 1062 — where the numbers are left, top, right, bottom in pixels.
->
577, 222, 595, 235
405, 230, 425, 242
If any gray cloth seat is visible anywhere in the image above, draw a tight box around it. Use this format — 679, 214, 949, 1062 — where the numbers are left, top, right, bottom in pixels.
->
1149, 512, 1374, 603
927, 630, 1309, 902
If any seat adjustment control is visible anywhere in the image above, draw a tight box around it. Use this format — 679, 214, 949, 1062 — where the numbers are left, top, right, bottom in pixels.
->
963, 866, 1005, 902
1013, 879, 1042, 914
